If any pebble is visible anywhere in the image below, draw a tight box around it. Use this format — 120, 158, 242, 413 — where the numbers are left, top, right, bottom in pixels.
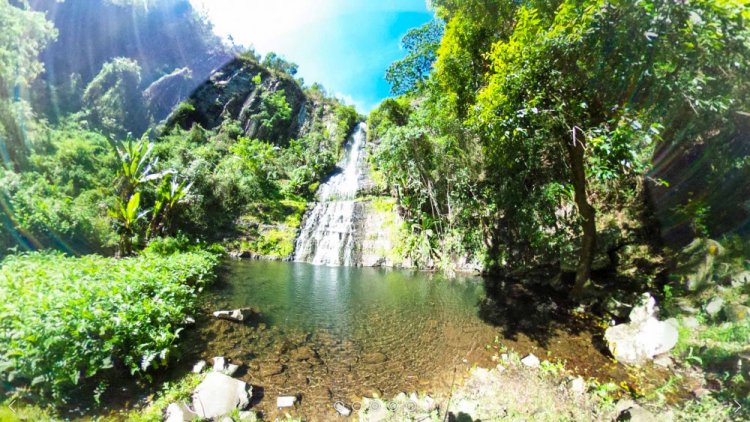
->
277, 395, 297, 408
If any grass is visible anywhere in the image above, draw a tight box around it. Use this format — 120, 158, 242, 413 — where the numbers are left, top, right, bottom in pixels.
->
0, 250, 219, 405
125, 373, 203, 422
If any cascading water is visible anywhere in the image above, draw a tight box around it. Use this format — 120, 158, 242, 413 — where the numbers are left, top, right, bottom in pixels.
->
293, 122, 367, 266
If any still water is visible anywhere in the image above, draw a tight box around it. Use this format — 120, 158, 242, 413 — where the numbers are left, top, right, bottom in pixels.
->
185, 260, 496, 419
181, 260, 622, 420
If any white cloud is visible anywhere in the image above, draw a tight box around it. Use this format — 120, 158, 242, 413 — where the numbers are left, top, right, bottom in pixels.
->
334, 91, 367, 112
192, 0, 341, 53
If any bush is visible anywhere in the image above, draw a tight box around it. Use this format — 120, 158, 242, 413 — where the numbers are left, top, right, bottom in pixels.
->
0, 250, 219, 404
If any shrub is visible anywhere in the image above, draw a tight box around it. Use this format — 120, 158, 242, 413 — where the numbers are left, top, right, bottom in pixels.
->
0, 250, 219, 404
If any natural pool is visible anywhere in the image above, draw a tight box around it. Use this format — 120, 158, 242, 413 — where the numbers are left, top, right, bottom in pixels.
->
178, 260, 626, 420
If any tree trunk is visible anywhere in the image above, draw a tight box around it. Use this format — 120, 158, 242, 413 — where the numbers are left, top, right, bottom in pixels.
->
565, 129, 596, 298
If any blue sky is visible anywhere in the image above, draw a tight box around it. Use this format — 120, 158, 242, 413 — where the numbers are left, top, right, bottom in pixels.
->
190, 0, 434, 112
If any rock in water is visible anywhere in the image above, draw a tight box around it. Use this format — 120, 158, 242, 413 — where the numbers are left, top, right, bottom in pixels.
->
192, 372, 250, 419
361, 352, 387, 364
521, 353, 541, 368
605, 294, 678, 365
224, 363, 240, 376
213, 309, 245, 322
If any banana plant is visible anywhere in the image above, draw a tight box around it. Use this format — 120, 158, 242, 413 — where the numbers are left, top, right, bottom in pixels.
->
108, 192, 148, 256
111, 134, 172, 198
147, 175, 192, 240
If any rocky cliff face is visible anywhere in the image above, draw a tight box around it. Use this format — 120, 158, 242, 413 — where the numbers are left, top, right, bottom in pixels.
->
165, 56, 338, 145
350, 199, 411, 268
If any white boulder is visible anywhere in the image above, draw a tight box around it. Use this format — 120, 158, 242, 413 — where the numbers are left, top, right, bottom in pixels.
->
605, 294, 678, 365
276, 396, 297, 408
165, 402, 197, 422
520, 353, 541, 368
191, 360, 206, 374
192, 372, 250, 419
705, 297, 724, 317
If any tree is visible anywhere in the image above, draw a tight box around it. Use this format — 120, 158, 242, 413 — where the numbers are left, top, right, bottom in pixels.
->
109, 134, 170, 255
262, 52, 298, 76
82, 57, 149, 137
0, 0, 56, 170
385, 20, 444, 95
469, 0, 750, 296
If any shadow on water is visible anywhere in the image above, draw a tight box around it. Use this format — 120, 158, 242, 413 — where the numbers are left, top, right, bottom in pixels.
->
475, 271, 629, 382
477, 273, 587, 347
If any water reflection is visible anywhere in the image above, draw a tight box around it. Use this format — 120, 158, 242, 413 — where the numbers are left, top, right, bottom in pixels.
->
193, 260, 495, 419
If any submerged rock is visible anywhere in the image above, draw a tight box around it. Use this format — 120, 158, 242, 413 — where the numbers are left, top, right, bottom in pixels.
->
192, 372, 251, 419
258, 362, 284, 376
290, 346, 316, 361
361, 352, 388, 364
604, 293, 678, 365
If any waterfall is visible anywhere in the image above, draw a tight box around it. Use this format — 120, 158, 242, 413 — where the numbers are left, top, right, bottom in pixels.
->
293, 122, 367, 266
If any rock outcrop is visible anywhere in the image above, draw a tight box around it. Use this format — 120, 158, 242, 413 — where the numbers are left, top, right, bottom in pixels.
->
604, 293, 679, 365
164, 56, 336, 145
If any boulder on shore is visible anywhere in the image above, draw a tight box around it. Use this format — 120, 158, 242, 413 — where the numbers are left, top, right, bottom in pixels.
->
604, 293, 678, 365
165, 402, 197, 422
520, 353, 541, 368
192, 372, 251, 419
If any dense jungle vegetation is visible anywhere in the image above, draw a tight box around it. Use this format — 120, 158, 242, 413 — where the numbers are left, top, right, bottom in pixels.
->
0, 0, 358, 409
1, 0, 750, 419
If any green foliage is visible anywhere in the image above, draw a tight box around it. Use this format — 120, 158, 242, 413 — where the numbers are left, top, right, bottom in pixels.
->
126, 372, 203, 422
148, 174, 192, 239
251, 90, 292, 143
374, 0, 750, 276
0, 1, 57, 170
0, 250, 219, 404
82, 57, 149, 137
262, 52, 299, 76
386, 20, 444, 95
